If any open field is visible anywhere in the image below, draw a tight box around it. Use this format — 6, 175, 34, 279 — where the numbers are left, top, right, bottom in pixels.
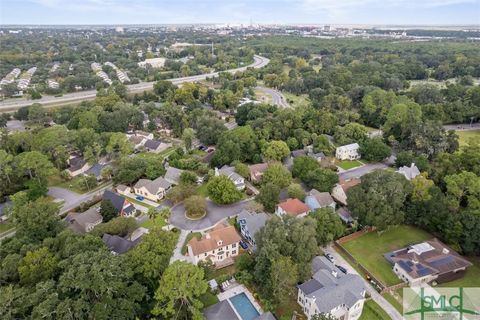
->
456, 129, 480, 146
359, 299, 391, 320
342, 225, 432, 286
337, 160, 364, 170
282, 92, 310, 108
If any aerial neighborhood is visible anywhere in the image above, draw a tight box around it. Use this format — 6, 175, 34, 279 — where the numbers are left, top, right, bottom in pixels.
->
0, 22, 479, 320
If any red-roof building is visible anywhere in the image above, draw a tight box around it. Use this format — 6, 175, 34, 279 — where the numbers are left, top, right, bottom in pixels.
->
275, 198, 310, 218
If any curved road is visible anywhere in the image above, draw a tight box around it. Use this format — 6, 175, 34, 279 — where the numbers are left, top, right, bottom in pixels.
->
0, 55, 270, 111
255, 86, 291, 108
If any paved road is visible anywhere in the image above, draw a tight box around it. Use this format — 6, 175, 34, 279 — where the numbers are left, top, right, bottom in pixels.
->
324, 245, 403, 320
255, 86, 290, 108
338, 162, 388, 181
443, 123, 480, 131
169, 198, 252, 231
48, 184, 112, 214
0, 55, 270, 111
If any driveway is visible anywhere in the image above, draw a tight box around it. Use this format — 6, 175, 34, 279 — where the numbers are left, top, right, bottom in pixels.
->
169, 198, 252, 231
169, 229, 192, 264
323, 245, 403, 320
338, 162, 388, 180
48, 184, 112, 215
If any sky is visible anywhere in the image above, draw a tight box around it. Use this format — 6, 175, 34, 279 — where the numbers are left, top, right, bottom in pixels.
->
0, 0, 479, 25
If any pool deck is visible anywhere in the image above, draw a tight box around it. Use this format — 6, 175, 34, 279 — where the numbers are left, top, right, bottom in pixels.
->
217, 283, 263, 316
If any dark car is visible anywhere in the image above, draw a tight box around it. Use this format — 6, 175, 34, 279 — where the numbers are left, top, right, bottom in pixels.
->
336, 265, 347, 274
198, 145, 207, 151
239, 240, 248, 250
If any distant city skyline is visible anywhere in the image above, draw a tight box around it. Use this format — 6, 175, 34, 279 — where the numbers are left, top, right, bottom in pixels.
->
1, 0, 479, 25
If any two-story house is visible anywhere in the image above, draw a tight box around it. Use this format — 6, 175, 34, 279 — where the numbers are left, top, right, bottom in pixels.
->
331, 178, 361, 206
297, 256, 366, 320
133, 176, 172, 202
305, 189, 336, 211
237, 210, 270, 251
187, 223, 241, 267
102, 190, 136, 217
335, 143, 360, 161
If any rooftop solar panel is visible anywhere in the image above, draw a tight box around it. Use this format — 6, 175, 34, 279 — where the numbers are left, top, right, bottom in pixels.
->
430, 256, 455, 268
398, 260, 412, 272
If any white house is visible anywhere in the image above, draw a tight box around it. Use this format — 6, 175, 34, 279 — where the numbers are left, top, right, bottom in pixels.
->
297, 256, 366, 320
215, 166, 245, 190
187, 223, 241, 267
336, 143, 360, 161
133, 177, 172, 202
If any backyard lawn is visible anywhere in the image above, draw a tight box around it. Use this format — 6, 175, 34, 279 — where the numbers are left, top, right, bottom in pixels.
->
140, 215, 166, 229
456, 129, 480, 146
199, 291, 219, 308
359, 299, 391, 320
337, 160, 363, 170
341, 225, 432, 286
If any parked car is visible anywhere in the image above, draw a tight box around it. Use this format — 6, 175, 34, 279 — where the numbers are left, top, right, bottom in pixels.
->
135, 196, 145, 201
324, 253, 335, 264
239, 240, 248, 250
336, 265, 347, 274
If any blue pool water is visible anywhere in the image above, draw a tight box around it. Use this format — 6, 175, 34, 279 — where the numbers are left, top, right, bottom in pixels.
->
229, 293, 260, 320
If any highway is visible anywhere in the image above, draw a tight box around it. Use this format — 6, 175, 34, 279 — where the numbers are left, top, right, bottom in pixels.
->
0, 55, 270, 111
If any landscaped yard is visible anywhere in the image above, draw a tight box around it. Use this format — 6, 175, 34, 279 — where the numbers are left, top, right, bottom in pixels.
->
199, 291, 219, 308
48, 174, 108, 194
383, 292, 403, 313
359, 299, 391, 320
196, 184, 209, 197
456, 129, 480, 146
140, 215, 166, 229
337, 160, 363, 170
341, 225, 432, 286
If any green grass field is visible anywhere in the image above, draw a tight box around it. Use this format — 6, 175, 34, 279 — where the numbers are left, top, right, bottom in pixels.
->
359, 299, 391, 320
456, 130, 480, 146
383, 292, 403, 313
0, 222, 14, 234
199, 291, 219, 308
140, 215, 166, 229
337, 160, 363, 170
342, 225, 432, 286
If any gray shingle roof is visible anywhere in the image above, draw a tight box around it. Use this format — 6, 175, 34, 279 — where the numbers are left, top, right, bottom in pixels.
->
309, 189, 335, 207
298, 256, 366, 314
134, 177, 171, 194
203, 300, 240, 320
164, 167, 184, 184
102, 233, 140, 254
237, 210, 269, 239
65, 207, 102, 234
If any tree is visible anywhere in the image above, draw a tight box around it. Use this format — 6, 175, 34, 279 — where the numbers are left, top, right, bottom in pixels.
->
99, 199, 118, 222
256, 183, 280, 213
152, 261, 208, 320
309, 208, 345, 246
292, 156, 320, 179
262, 163, 292, 189
305, 168, 339, 192
12, 197, 62, 242
333, 123, 368, 146
444, 171, 480, 212
195, 116, 227, 145
179, 171, 198, 185
268, 256, 298, 305
127, 228, 178, 289
57, 250, 146, 319
287, 183, 305, 201
411, 173, 435, 202
17, 151, 56, 183
263, 140, 290, 161
359, 137, 391, 162
347, 170, 412, 230
184, 195, 207, 218
92, 217, 137, 237
154, 80, 176, 99
167, 184, 197, 204
233, 161, 250, 178
18, 247, 58, 286
207, 175, 242, 204
211, 125, 260, 167
182, 128, 195, 151
106, 132, 133, 157
395, 151, 430, 172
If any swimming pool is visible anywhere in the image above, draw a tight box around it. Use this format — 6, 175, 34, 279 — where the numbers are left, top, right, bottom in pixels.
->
229, 292, 260, 320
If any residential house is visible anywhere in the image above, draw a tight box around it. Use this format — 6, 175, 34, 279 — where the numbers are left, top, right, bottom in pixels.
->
164, 166, 184, 185
397, 163, 421, 181
187, 223, 241, 266
297, 256, 366, 320
305, 189, 336, 211
335, 143, 361, 161
133, 130, 154, 140
331, 178, 361, 206
248, 163, 269, 183
215, 166, 245, 190
116, 184, 131, 196
65, 207, 103, 234
67, 156, 91, 177
85, 162, 109, 181
102, 190, 136, 217
129, 227, 150, 241
144, 139, 172, 153
384, 239, 472, 286
204, 300, 276, 320
336, 207, 354, 224
237, 210, 270, 250
133, 177, 172, 202
102, 233, 141, 255
291, 149, 307, 158
276, 198, 310, 218
128, 135, 146, 150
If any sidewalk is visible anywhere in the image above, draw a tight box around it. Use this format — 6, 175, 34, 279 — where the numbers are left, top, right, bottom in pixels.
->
324, 244, 403, 320
169, 229, 191, 264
